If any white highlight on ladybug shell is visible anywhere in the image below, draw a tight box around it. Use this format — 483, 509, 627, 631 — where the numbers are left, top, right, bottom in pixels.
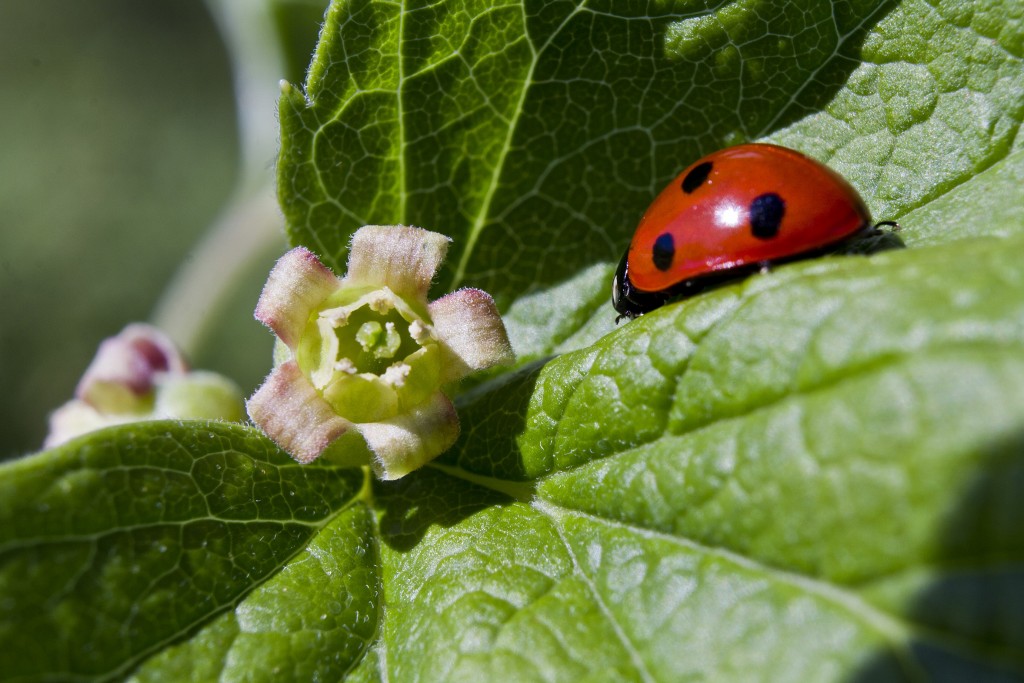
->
715, 203, 744, 229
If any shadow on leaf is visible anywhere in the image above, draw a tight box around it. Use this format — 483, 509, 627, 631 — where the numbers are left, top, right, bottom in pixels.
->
447, 358, 551, 481
374, 467, 519, 552
373, 361, 549, 552
850, 427, 1024, 681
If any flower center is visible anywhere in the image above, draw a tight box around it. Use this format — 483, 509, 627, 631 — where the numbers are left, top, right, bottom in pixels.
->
356, 321, 400, 359
329, 303, 420, 377
297, 286, 440, 422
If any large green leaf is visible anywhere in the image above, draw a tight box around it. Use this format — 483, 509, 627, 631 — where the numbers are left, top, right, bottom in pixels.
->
0, 423, 366, 682
386, 232, 1024, 681
3, 0, 1024, 680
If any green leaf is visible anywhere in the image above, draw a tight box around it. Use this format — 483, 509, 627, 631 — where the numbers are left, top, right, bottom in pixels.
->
0, 422, 365, 682
128, 503, 377, 682
533, 235, 1024, 583
899, 147, 1024, 247
443, 234, 1024, 680
278, 0, 1021, 308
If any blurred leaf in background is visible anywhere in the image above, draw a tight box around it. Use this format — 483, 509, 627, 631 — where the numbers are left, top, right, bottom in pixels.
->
0, 0, 237, 458
0, 0, 328, 460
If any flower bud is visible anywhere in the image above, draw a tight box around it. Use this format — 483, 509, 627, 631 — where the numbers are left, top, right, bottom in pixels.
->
45, 324, 245, 448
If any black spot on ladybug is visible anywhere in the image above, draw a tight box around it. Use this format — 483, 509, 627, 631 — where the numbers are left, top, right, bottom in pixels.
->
681, 162, 713, 194
749, 193, 785, 239
652, 232, 675, 271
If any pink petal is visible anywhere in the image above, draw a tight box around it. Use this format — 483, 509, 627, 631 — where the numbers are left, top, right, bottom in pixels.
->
246, 361, 351, 464
76, 324, 187, 405
343, 226, 451, 300
357, 391, 460, 480
428, 288, 515, 383
255, 247, 340, 348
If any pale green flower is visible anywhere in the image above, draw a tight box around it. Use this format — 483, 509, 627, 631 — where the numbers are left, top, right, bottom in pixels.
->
45, 324, 245, 447
247, 225, 514, 479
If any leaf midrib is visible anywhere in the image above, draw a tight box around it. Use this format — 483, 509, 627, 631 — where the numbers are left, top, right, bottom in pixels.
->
445, 2, 584, 290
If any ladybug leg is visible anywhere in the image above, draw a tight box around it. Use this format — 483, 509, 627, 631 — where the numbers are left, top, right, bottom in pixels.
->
837, 224, 905, 256
757, 261, 772, 275
873, 220, 900, 233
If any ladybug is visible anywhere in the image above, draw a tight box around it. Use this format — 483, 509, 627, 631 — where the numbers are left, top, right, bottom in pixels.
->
612, 143, 895, 320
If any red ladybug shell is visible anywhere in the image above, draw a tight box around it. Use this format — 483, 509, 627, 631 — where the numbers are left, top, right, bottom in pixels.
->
627, 143, 871, 294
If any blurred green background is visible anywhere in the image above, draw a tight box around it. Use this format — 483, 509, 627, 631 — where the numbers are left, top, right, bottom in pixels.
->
0, 0, 324, 459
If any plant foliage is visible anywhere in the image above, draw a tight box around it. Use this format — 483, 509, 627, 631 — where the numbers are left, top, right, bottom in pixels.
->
2, 0, 1023, 680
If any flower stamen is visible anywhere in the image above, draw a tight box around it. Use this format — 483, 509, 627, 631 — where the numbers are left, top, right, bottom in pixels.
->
382, 362, 411, 387
334, 358, 357, 374
408, 319, 435, 345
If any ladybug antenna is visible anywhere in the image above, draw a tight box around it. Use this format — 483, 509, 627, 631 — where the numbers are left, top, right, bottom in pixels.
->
873, 220, 900, 232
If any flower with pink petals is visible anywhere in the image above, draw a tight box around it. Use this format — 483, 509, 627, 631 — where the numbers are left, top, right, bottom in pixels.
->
45, 324, 245, 447
247, 225, 515, 479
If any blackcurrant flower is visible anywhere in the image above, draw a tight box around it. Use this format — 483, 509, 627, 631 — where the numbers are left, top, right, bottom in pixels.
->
247, 226, 514, 479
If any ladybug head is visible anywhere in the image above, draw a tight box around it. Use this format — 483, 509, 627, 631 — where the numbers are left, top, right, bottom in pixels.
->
612, 249, 668, 322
